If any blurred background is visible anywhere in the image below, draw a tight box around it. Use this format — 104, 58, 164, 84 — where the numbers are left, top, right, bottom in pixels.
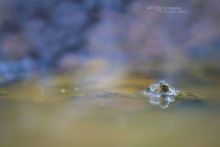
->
0, 0, 220, 147
0, 0, 219, 84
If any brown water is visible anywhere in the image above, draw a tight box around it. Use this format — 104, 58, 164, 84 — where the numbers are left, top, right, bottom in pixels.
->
0, 68, 220, 147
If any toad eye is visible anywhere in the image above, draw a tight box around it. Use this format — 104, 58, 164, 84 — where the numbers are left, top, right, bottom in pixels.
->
160, 84, 169, 92
146, 88, 150, 91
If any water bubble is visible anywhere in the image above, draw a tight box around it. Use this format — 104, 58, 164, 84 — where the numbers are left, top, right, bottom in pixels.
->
60, 88, 66, 93
73, 86, 86, 97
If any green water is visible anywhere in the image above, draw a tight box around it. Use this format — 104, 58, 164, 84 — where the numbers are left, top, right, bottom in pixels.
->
0, 68, 220, 147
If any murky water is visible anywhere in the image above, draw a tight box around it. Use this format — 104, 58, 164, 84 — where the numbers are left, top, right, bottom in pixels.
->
0, 68, 220, 147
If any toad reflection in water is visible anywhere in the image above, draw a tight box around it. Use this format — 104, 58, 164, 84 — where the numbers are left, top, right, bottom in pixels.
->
143, 81, 180, 109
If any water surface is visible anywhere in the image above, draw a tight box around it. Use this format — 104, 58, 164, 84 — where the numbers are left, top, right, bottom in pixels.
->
0, 69, 220, 147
